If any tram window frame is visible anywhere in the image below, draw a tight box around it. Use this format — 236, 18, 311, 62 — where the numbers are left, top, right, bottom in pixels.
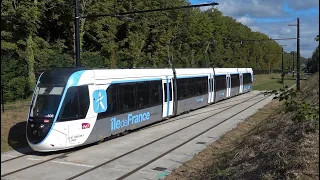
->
118, 83, 136, 113
208, 78, 214, 92
105, 84, 119, 116
231, 74, 240, 88
58, 85, 90, 121
164, 82, 172, 102
211, 78, 214, 92
243, 73, 252, 84
177, 78, 187, 100
215, 75, 227, 91
98, 80, 163, 119
150, 80, 162, 106
176, 76, 208, 100
136, 81, 150, 109
194, 77, 207, 96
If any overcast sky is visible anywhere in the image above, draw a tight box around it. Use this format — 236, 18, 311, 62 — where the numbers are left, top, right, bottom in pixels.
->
190, 0, 319, 58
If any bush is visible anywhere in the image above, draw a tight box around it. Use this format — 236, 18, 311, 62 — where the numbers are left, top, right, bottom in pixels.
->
266, 87, 319, 131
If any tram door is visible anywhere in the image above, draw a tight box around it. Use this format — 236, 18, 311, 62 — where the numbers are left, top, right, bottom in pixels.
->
226, 74, 231, 98
208, 74, 214, 104
239, 73, 243, 94
162, 77, 174, 118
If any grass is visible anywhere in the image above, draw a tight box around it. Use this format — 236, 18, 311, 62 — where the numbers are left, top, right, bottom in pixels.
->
253, 79, 296, 90
252, 73, 280, 86
1, 98, 30, 152
252, 73, 299, 91
165, 99, 283, 180
165, 72, 319, 180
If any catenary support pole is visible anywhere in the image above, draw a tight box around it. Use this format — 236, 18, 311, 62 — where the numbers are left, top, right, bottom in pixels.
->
282, 46, 284, 84
75, 0, 81, 67
297, 18, 300, 90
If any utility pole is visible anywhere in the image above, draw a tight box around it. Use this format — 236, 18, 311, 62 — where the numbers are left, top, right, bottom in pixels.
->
280, 45, 287, 84
1, 83, 4, 112
282, 46, 284, 84
297, 18, 300, 90
167, 39, 172, 68
288, 18, 301, 90
292, 53, 294, 78
74, 0, 81, 67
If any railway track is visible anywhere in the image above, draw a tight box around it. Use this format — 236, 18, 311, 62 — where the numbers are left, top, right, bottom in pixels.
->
1, 92, 270, 179
140, 93, 265, 130
1, 92, 257, 164
116, 93, 271, 180
1, 154, 27, 163
67, 92, 270, 180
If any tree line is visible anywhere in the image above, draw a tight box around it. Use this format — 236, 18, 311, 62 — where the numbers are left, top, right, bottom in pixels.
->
1, 0, 315, 102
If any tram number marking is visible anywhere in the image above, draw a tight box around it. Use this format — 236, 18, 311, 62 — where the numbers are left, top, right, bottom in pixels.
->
68, 134, 84, 143
45, 114, 54, 118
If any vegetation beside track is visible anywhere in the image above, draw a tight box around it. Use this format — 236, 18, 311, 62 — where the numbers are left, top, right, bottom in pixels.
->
165, 72, 319, 180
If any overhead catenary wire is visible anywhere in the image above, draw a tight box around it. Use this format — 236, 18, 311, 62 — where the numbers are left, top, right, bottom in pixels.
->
81, 2, 219, 19
74, 2, 219, 67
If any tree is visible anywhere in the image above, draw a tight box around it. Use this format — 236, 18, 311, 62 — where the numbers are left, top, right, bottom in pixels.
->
306, 35, 319, 73
1, 0, 305, 102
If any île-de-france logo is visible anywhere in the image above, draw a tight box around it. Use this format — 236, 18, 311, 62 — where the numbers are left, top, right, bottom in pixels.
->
93, 90, 107, 113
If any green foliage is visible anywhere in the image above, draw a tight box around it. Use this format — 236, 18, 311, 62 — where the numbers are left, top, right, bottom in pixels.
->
1, 0, 309, 102
306, 36, 319, 73
267, 87, 319, 130
1, 52, 30, 102
81, 51, 105, 68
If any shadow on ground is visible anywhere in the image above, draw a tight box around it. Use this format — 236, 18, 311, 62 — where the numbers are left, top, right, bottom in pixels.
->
6, 122, 103, 156
7, 121, 32, 154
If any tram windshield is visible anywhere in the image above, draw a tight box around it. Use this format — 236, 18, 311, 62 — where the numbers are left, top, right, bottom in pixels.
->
30, 86, 64, 118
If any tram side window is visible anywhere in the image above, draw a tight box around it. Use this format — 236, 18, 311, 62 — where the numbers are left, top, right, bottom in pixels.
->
231, 74, 240, 88
136, 82, 150, 108
243, 73, 252, 84
190, 77, 206, 96
209, 78, 213, 92
78, 86, 90, 116
177, 78, 188, 100
197, 77, 208, 95
177, 77, 207, 100
118, 83, 136, 113
164, 82, 172, 102
215, 75, 226, 91
106, 84, 118, 115
150, 81, 162, 106
59, 86, 90, 121
212, 79, 215, 91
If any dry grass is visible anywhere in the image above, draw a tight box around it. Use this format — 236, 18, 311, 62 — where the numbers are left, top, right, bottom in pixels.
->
165, 72, 319, 180
165, 100, 283, 180
1, 99, 30, 152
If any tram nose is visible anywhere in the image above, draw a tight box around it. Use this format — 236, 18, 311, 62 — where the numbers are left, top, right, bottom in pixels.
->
27, 117, 54, 144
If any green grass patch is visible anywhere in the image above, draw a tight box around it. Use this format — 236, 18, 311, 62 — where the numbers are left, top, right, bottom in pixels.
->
253, 74, 280, 86
253, 79, 296, 90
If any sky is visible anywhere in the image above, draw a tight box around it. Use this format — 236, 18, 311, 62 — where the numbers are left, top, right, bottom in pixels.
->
190, 0, 319, 58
